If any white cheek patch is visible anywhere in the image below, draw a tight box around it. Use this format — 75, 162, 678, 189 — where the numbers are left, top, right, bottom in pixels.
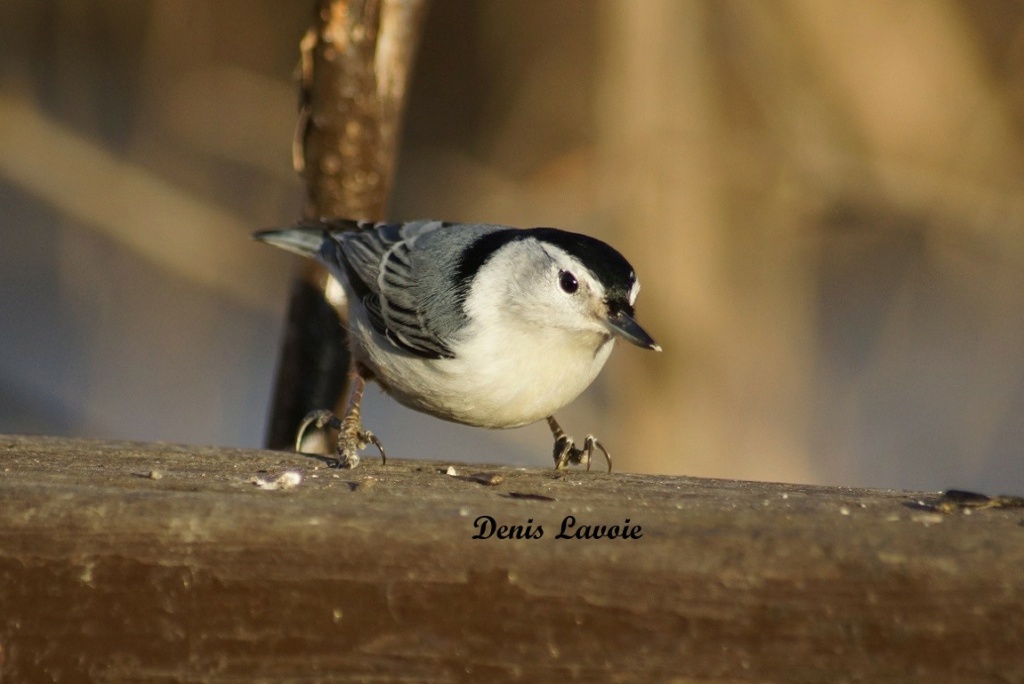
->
628, 274, 641, 305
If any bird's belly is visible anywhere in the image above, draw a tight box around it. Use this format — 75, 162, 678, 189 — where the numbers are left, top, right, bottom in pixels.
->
355, 322, 613, 429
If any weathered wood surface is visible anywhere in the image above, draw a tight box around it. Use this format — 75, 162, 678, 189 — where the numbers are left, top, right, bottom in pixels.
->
1, 434, 1022, 683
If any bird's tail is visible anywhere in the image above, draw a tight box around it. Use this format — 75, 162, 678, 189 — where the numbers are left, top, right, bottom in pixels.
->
252, 227, 326, 259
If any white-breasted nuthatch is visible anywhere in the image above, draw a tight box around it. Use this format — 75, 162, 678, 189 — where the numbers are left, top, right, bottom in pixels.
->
255, 219, 660, 471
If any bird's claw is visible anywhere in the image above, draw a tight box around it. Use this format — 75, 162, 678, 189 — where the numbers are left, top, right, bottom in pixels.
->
295, 409, 386, 469
295, 409, 343, 450
335, 427, 386, 469
553, 433, 611, 473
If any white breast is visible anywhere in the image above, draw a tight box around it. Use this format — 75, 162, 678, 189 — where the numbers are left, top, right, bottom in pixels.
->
348, 304, 614, 429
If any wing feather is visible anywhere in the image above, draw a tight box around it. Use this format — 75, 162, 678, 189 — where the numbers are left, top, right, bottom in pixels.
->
265, 219, 511, 361
331, 221, 459, 360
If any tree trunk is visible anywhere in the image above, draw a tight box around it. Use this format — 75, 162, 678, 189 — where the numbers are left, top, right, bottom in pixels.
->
265, 0, 428, 449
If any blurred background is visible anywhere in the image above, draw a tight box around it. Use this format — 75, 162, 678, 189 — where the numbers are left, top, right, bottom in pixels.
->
3, 0, 1024, 492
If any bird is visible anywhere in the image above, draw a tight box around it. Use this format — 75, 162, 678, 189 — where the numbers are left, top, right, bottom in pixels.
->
254, 219, 660, 472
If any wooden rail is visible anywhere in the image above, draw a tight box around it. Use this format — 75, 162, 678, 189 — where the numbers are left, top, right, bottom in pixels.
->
1, 435, 1021, 682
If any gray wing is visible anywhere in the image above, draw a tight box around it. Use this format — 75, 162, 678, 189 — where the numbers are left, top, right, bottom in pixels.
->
330, 220, 501, 360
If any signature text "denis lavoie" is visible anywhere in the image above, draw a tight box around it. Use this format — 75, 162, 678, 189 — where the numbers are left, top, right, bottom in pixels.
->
472, 515, 643, 540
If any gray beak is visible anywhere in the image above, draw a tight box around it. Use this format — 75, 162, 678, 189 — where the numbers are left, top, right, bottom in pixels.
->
606, 308, 661, 351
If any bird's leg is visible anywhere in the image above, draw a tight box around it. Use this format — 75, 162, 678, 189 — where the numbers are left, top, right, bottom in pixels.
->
546, 416, 611, 473
334, 371, 386, 468
295, 367, 386, 469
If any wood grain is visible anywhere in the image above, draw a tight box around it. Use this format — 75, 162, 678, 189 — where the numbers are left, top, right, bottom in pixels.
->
1, 435, 1021, 682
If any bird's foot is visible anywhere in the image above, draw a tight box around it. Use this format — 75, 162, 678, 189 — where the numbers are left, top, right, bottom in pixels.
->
547, 416, 611, 473
553, 434, 611, 472
335, 409, 386, 469
296, 409, 386, 469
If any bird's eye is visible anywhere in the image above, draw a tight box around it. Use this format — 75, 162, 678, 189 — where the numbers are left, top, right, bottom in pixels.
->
558, 270, 579, 294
